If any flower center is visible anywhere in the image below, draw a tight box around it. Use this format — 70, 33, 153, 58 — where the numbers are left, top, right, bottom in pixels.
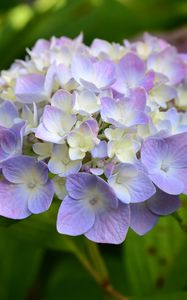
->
89, 198, 98, 206
160, 162, 169, 172
27, 181, 37, 189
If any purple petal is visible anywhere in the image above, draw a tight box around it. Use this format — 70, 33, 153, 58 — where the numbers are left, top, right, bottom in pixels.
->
147, 189, 180, 215
130, 202, 158, 235
71, 54, 94, 85
0, 101, 18, 128
28, 179, 54, 214
0, 180, 31, 219
66, 173, 117, 208
147, 47, 185, 85
108, 164, 156, 204
2, 156, 36, 183
118, 53, 145, 82
15, 73, 47, 103
93, 59, 116, 88
57, 195, 95, 235
85, 202, 130, 244
91, 141, 108, 158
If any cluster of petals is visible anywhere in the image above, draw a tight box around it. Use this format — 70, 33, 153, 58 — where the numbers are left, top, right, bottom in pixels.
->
0, 33, 187, 244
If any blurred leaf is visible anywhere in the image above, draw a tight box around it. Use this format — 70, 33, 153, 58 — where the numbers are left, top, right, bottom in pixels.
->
41, 253, 104, 300
133, 291, 187, 300
0, 201, 85, 254
0, 233, 43, 300
1, 0, 187, 69
123, 216, 187, 296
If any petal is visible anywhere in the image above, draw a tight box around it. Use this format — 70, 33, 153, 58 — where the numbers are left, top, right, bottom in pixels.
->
71, 54, 94, 84
2, 156, 36, 183
93, 59, 115, 89
35, 123, 64, 144
118, 53, 145, 83
15, 73, 47, 103
66, 173, 98, 199
28, 179, 54, 214
57, 196, 95, 236
147, 189, 180, 215
149, 173, 184, 195
85, 202, 130, 244
0, 180, 31, 219
108, 164, 156, 203
130, 202, 158, 235
0, 101, 18, 128
51, 89, 74, 113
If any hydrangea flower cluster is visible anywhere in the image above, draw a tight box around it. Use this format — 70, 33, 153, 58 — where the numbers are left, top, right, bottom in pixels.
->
0, 33, 187, 244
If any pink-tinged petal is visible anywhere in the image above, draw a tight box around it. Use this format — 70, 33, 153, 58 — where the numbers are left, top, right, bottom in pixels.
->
56, 64, 72, 87
0, 101, 18, 128
51, 89, 74, 113
44, 64, 56, 96
82, 119, 99, 137
147, 189, 180, 216
147, 47, 185, 85
15, 73, 47, 103
71, 54, 94, 85
57, 196, 95, 236
0, 180, 31, 219
129, 87, 147, 110
85, 202, 130, 244
28, 179, 54, 214
130, 202, 158, 235
2, 156, 36, 183
93, 59, 116, 88
31, 38, 50, 54
91, 38, 112, 57
140, 70, 155, 91
118, 53, 145, 82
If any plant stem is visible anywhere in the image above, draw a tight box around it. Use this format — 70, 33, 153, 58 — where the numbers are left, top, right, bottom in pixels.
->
64, 237, 129, 300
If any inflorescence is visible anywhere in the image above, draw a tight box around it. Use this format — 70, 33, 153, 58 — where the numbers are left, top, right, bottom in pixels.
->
0, 33, 187, 244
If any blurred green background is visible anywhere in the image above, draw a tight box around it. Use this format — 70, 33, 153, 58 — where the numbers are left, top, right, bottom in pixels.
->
1, 1, 187, 299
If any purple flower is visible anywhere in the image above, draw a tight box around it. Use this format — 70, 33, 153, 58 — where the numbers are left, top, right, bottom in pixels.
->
0, 122, 25, 165
35, 105, 76, 144
0, 156, 54, 219
71, 53, 116, 92
15, 73, 48, 103
108, 163, 156, 204
130, 189, 180, 235
141, 133, 187, 194
112, 53, 155, 94
101, 88, 148, 127
0, 101, 18, 128
57, 173, 130, 244
147, 47, 185, 85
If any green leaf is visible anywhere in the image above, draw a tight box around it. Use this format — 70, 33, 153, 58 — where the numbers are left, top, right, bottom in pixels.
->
133, 291, 187, 300
0, 200, 85, 254
41, 253, 105, 300
0, 233, 43, 300
123, 216, 187, 296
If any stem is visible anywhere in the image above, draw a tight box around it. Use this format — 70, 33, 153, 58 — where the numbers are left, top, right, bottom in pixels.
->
104, 283, 129, 300
84, 239, 129, 300
85, 239, 109, 280
63, 237, 129, 300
